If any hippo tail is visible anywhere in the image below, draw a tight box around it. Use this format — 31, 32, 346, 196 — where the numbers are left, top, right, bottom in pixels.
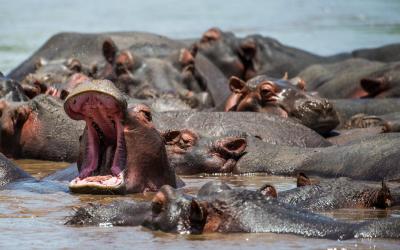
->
354, 218, 400, 239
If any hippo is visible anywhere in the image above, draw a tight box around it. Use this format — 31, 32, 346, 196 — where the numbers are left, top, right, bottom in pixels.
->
153, 111, 331, 148
265, 174, 394, 211
0, 74, 28, 102
0, 95, 84, 162
67, 185, 400, 240
194, 28, 350, 80
223, 75, 339, 134
164, 129, 400, 181
331, 98, 400, 126
63, 79, 177, 194
299, 58, 400, 98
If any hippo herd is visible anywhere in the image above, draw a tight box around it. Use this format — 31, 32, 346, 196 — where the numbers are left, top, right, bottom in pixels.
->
1, 28, 400, 240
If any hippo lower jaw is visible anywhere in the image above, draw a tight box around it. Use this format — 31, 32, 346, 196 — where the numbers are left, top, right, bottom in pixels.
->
69, 172, 126, 194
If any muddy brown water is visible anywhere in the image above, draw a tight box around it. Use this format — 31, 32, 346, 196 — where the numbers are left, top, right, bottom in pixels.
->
0, 160, 398, 249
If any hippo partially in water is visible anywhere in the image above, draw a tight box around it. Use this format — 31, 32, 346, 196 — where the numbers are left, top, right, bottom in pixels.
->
223, 75, 339, 134
66, 184, 400, 240
63, 79, 177, 194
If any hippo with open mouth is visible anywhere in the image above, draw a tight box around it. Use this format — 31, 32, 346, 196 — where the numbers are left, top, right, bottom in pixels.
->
63, 79, 177, 194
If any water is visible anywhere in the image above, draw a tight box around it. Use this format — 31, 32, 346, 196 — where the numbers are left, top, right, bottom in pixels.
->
1, 1, 400, 248
0, 160, 398, 249
1, 0, 400, 74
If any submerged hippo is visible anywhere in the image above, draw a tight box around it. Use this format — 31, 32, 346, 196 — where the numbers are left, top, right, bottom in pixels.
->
63, 79, 177, 194
263, 174, 393, 211
224, 75, 339, 134
67, 184, 400, 240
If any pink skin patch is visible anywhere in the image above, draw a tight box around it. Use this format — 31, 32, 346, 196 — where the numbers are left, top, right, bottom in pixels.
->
65, 92, 126, 183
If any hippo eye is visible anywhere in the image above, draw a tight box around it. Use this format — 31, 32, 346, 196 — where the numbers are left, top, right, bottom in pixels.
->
152, 201, 163, 215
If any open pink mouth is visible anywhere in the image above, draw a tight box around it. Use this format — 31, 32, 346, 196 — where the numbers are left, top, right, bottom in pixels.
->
64, 92, 127, 190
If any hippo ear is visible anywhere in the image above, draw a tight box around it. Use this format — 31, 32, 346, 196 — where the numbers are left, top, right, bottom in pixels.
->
297, 172, 312, 187
103, 38, 118, 64
66, 58, 82, 72
229, 76, 246, 93
259, 184, 278, 198
200, 27, 222, 43
360, 77, 388, 96
289, 77, 306, 90
35, 57, 47, 69
215, 137, 247, 158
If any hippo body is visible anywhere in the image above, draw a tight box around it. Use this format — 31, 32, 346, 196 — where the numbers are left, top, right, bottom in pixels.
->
153, 111, 331, 148
299, 58, 400, 98
0, 95, 84, 162
67, 185, 400, 240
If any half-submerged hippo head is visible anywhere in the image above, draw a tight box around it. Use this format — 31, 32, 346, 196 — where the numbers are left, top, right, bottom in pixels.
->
224, 75, 339, 134
143, 185, 207, 234
163, 129, 247, 174
64, 79, 177, 194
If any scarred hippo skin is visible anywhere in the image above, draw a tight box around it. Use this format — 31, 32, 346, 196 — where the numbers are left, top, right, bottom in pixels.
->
235, 133, 400, 181
152, 111, 332, 148
194, 28, 350, 80
0, 95, 84, 162
223, 75, 339, 134
274, 175, 393, 211
0, 75, 28, 102
64, 79, 177, 194
67, 185, 400, 239
299, 58, 400, 98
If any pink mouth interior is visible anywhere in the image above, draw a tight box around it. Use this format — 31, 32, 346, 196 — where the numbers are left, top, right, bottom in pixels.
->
65, 92, 127, 185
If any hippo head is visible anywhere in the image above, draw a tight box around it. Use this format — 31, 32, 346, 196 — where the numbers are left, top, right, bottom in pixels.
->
100, 38, 204, 105
21, 58, 91, 99
64, 79, 176, 194
224, 75, 339, 134
143, 185, 207, 234
194, 28, 247, 79
0, 75, 28, 102
360, 63, 400, 98
163, 130, 247, 174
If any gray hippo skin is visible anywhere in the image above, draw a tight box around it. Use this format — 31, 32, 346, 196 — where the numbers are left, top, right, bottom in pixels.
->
299, 58, 400, 98
223, 75, 339, 134
165, 129, 400, 181
352, 43, 400, 63
67, 185, 400, 240
153, 111, 331, 148
273, 174, 393, 211
194, 28, 350, 80
332, 98, 400, 126
0, 153, 32, 187
235, 133, 400, 181
0, 95, 84, 162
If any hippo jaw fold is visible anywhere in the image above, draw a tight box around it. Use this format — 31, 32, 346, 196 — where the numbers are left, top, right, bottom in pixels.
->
64, 87, 128, 194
